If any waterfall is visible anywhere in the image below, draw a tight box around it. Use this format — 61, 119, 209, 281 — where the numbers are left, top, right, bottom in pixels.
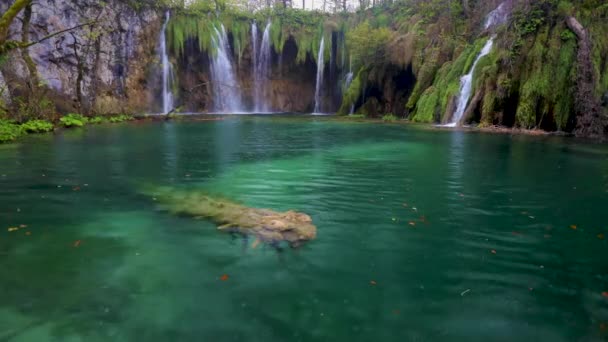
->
160, 11, 174, 114
485, 2, 509, 29
313, 36, 325, 114
210, 25, 243, 113
447, 38, 494, 127
253, 21, 272, 113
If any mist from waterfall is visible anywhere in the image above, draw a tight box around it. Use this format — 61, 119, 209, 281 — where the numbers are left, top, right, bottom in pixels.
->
447, 37, 494, 127
160, 11, 174, 114
313, 36, 325, 114
210, 25, 243, 112
252, 21, 272, 113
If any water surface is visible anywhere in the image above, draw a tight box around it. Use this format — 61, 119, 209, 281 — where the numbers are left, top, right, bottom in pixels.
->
1, 116, 607, 341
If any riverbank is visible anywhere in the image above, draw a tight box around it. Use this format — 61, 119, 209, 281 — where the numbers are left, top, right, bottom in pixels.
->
0, 114, 134, 143
0, 113, 587, 145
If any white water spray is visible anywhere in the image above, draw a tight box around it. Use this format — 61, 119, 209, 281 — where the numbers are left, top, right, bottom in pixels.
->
313, 36, 325, 114
160, 11, 174, 114
485, 2, 509, 30
447, 38, 494, 127
210, 25, 243, 112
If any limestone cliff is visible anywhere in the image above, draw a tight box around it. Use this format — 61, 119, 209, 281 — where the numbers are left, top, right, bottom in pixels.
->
0, 0, 160, 116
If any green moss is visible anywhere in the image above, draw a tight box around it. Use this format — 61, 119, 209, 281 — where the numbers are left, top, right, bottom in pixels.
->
414, 86, 440, 123
338, 68, 367, 116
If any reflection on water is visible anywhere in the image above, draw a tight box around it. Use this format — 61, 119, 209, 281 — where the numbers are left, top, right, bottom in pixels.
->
0, 117, 607, 341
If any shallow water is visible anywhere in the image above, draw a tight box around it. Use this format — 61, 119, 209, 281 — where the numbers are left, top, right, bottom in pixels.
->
1, 116, 607, 341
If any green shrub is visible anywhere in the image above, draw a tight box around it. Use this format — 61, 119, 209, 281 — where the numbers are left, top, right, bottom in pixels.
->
89, 116, 106, 124
382, 113, 398, 122
0, 120, 22, 143
108, 114, 134, 123
60, 113, 88, 128
20, 120, 54, 133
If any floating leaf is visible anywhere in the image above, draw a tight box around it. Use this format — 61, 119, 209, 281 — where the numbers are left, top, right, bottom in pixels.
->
370, 280, 377, 286
19, 224, 27, 228
598, 233, 605, 240
491, 250, 497, 254
602, 292, 608, 298
73, 240, 81, 248
570, 225, 577, 230
220, 274, 229, 281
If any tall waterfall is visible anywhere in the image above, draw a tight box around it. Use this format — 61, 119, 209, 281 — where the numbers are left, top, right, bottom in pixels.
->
210, 25, 243, 112
252, 21, 272, 113
160, 11, 174, 114
313, 37, 325, 114
447, 38, 494, 127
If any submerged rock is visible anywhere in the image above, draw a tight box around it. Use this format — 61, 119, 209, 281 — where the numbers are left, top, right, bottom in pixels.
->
148, 188, 317, 246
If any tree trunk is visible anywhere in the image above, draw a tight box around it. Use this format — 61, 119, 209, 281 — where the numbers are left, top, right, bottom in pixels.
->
566, 16, 606, 138
20, 3, 38, 95
0, 0, 32, 44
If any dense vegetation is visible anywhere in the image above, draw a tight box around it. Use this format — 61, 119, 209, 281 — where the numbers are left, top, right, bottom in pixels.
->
1, 0, 607, 141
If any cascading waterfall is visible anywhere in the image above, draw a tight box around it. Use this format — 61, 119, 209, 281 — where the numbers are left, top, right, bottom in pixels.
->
313, 36, 325, 114
447, 38, 494, 127
210, 25, 243, 112
253, 21, 272, 113
485, 2, 509, 29
160, 11, 174, 114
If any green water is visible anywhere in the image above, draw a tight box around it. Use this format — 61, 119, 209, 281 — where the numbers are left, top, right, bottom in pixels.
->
1, 116, 607, 341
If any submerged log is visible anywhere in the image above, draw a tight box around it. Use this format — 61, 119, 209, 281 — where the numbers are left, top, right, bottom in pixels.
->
148, 188, 317, 246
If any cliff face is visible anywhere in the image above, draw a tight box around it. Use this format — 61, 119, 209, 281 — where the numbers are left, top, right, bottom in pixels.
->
0, 0, 160, 116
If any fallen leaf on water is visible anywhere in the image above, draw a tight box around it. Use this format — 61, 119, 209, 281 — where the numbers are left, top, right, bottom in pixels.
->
251, 238, 260, 249
73, 240, 81, 248
19, 224, 27, 228
370, 280, 377, 286
602, 292, 608, 298
570, 225, 578, 230
598, 233, 605, 240
8, 227, 18, 232
491, 250, 497, 255
220, 274, 229, 281
72, 187, 80, 191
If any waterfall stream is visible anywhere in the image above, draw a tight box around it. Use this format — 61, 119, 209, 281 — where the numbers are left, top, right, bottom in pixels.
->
447, 38, 494, 127
210, 25, 243, 112
253, 21, 272, 113
485, 2, 510, 29
160, 11, 174, 114
313, 37, 325, 114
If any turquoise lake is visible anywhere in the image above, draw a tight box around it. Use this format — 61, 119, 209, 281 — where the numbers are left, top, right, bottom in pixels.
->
1, 116, 607, 341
